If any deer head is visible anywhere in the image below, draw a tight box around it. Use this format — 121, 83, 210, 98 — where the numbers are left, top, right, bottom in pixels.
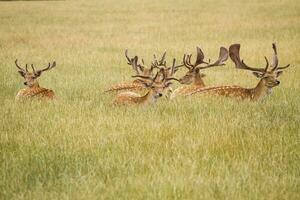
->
132, 54, 182, 97
15, 59, 56, 87
132, 68, 178, 100
179, 46, 229, 85
229, 43, 290, 88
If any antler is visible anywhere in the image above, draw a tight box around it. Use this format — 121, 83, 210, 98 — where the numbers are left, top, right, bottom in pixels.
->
132, 67, 180, 85
230, 43, 290, 73
198, 47, 229, 69
140, 51, 183, 79
31, 64, 36, 74
271, 43, 290, 71
151, 51, 167, 69
167, 58, 183, 76
36, 62, 56, 73
131, 51, 183, 85
16, 59, 56, 75
183, 46, 228, 70
15, 59, 29, 72
183, 47, 206, 70
271, 43, 278, 70
229, 44, 268, 73
132, 70, 160, 87
125, 49, 145, 75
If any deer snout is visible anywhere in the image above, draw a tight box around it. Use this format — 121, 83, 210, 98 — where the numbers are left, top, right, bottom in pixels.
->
155, 93, 163, 99
24, 82, 27, 85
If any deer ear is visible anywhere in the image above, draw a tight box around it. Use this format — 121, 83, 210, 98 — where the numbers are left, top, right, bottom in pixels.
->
136, 66, 144, 74
252, 72, 263, 78
276, 71, 283, 77
34, 70, 43, 77
18, 71, 26, 77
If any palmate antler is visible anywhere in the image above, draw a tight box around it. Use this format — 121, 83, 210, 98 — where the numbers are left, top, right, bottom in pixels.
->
183, 46, 229, 70
229, 44, 268, 72
229, 43, 290, 73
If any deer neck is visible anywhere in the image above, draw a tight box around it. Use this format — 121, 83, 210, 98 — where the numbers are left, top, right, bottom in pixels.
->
193, 72, 205, 87
250, 79, 271, 100
29, 82, 40, 88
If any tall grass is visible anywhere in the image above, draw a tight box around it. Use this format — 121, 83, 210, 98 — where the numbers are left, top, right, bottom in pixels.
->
0, 0, 299, 199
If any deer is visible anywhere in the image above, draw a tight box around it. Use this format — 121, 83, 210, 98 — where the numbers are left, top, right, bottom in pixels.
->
187, 43, 290, 101
113, 61, 180, 105
104, 50, 156, 93
169, 46, 229, 99
15, 59, 57, 100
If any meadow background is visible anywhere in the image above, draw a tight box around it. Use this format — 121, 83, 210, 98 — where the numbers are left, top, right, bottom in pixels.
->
0, 0, 299, 199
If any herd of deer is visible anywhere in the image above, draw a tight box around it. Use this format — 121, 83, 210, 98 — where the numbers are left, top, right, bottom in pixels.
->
15, 43, 290, 105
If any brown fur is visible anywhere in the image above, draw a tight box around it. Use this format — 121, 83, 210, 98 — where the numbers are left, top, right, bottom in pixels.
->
16, 86, 55, 101
170, 69, 206, 99
114, 83, 167, 105
114, 90, 155, 105
188, 75, 280, 101
104, 81, 146, 93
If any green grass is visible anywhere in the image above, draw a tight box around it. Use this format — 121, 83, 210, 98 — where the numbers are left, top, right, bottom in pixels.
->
0, 0, 300, 199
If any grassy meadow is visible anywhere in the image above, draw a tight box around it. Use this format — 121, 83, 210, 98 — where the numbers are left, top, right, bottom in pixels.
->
0, 0, 300, 199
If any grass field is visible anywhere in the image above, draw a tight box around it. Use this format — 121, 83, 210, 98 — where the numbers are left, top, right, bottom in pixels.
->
0, 0, 300, 199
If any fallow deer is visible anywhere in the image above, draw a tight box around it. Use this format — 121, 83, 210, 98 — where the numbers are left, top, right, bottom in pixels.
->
114, 63, 180, 105
15, 59, 57, 100
170, 46, 229, 99
188, 43, 290, 101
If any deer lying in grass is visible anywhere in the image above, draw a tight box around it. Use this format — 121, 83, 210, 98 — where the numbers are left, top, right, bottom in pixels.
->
114, 62, 180, 105
188, 43, 290, 101
15, 59, 57, 100
170, 46, 228, 99
104, 50, 156, 93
